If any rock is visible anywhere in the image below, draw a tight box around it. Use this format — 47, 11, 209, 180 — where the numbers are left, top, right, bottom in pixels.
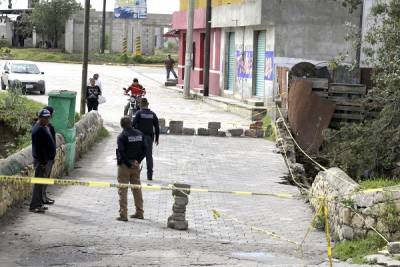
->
245, 129, 257, 138
250, 121, 263, 129
377, 221, 389, 234
159, 118, 166, 128
159, 118, 169, 134
364, 254, 400, 267
171, 213, 186, 221
217, 131, 226, 137
173, 205, 186, 213
208, 122, 221, 130
228, 128, 244, 137
183, 128, 195, 136
197, 128, 209, 136
174, 196, 189, 206
209, 129, 219, 136
351, 213, 365, 229
169, 121, 184, 135
172, 183, 191, 197
388, 242, 400, 254
364, 216, 375, 228
339, 225, 354, 240
160, 127, 169, 134
341, 208, 352, 225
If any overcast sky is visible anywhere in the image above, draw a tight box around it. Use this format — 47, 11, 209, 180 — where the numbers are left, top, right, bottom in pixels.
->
0, 0, 180, 14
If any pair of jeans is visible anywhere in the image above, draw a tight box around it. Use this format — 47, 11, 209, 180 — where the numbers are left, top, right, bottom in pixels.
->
143, 135, 153, 179
167, 68, 177, 79
30, 160, 54, 209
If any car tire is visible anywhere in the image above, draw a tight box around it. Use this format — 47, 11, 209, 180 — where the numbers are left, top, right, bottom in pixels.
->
40, 90, 45, 95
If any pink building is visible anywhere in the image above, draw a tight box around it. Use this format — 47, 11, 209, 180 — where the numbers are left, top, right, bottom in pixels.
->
172, 9, 221, 96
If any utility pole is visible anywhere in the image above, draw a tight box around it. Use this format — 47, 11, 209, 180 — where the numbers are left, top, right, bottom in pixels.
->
100, 0, 106, 54
183, 0, 195, 98
203, 0, 211, 96
80, 0, 90, 115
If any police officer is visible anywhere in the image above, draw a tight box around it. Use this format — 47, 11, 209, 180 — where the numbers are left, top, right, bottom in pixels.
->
116, 116, 147, 221
133, 98, 160, 181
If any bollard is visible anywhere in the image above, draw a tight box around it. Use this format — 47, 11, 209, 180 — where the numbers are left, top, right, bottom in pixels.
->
168, 183, 190, 230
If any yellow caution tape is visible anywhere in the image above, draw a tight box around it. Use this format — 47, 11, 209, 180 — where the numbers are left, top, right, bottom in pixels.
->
31, 178, 55, 185
88, 181, 110, 188
0, 175, 294, 200
323, 200, 333, 267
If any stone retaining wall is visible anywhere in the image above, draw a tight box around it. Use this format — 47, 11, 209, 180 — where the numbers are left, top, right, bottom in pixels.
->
310, 167, 400, 241
0, 111, 103, 218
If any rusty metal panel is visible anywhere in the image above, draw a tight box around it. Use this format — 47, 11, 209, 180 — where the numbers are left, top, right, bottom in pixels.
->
288, 80, 336, 153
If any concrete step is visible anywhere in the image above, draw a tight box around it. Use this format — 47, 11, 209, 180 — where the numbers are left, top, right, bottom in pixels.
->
201, 96, 268, 121
245, 98, 265, 107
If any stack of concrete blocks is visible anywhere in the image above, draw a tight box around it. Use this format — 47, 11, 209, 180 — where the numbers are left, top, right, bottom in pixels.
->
208, 122, 221, 137
245, 121, 265, 138
183, 128, 195, 136
169, 121, 183, 135
168, 183, 191, 230
197, 128, 209, 136
159, 118, 169, 134
228, 128, 244, 137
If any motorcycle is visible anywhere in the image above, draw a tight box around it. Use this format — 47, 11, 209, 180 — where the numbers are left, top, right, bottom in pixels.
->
123, 88, 144, 119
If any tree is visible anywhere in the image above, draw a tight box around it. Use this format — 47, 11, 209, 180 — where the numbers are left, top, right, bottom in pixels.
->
30, 0, 81, 48
322, 0, 400, 179
13, 13, 33, 47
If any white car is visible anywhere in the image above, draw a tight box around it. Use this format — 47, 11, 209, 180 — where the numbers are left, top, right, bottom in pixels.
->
1, 60, 46, 94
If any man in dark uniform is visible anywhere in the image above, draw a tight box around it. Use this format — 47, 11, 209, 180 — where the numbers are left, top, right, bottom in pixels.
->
133, 98, 160, 181
42, 106, 56, 205
116, 116, 147, 221
29, 109, 56, 213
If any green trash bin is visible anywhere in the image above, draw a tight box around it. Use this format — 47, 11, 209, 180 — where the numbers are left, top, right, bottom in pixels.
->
48, 90, 77, 173
48, 90, 77, 130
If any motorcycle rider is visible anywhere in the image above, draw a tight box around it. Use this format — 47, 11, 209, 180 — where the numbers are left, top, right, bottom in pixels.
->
124, 78, 146, 116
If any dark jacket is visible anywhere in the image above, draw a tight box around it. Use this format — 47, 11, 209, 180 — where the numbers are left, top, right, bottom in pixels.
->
86, 85, 101, 101
32, 123, 56, 162
117, 128, 147, 168
48, 123, 56, 142
133, 108, 160, 143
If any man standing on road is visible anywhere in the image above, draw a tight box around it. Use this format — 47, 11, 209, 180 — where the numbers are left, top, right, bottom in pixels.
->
116, 116, 147, 221
133, 98, 159, 181
86, 78, 102, 112
41, 106, 56, 205
29, 109, 56, 213
164, 54, 178, 80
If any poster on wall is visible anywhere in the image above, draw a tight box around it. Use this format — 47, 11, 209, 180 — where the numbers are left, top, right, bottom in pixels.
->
114, 0, 147, 19
236, 50, 253, 79
265, 51, 274, 80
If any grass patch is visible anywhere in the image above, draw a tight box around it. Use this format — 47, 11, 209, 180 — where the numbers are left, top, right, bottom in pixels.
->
7, 48, 177, 65
359, 178, 400, 190
332, 234, 387, 264
262, 115, 277, 141
96, 126, 110, 141
0, 92, 43, 156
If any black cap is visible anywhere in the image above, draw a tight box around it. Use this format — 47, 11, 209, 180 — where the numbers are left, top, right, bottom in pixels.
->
43, 106, 54, 115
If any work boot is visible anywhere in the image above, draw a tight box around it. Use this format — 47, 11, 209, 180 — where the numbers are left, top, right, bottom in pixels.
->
130, 213, 144, 220
116, 216, 128, 222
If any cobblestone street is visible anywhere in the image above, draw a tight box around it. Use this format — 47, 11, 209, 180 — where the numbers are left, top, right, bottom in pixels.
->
0, 64, 366, 266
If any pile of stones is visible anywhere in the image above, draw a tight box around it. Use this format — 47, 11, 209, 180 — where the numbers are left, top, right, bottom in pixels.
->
159, 118, 265, 138
167, 183, 190, 231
